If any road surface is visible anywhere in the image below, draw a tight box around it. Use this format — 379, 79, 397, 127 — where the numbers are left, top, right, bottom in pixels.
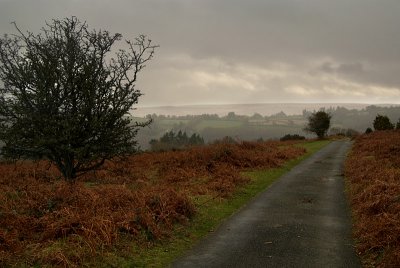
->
172, 140, 360, 268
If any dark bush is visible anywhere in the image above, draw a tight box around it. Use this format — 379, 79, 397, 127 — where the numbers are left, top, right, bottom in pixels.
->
304, 111, 331, 139
150, 130, 204, 152
280, 134, 306, 141
365, 127, 373, 134
373, 114, 394, 131
346, 129, 360, 138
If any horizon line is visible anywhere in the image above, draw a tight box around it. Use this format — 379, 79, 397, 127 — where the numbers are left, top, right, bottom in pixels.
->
136, 102, 400, 109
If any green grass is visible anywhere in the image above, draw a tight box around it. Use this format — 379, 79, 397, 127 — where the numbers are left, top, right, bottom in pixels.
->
113, 139, 329, 267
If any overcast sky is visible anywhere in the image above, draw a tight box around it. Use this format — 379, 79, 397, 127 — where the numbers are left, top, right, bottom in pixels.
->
1, 0, 400, 106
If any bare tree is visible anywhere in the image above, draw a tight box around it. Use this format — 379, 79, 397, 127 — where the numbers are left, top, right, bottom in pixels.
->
0, 17, 158, 180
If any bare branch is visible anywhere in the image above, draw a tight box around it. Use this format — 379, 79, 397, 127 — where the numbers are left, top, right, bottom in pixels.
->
0, 17, 158, 180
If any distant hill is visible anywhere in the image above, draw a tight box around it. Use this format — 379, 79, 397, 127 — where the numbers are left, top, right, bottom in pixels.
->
133, 103, 400, 150
134, 103, 398, 117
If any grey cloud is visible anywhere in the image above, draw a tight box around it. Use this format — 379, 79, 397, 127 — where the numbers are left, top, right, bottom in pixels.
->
319, 63, 335, 74
316, 61, 400, 89
1, 0, 400, 105
317, 62, 365, 79
337, 63, 364, 76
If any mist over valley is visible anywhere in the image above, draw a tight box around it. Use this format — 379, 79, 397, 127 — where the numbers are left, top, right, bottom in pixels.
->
135, 103, 400, 150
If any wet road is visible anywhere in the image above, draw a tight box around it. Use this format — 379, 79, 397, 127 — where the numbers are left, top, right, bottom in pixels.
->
172, 140, 360, 268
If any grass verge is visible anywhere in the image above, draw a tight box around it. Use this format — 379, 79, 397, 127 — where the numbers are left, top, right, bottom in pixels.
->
127, 139, 330, 267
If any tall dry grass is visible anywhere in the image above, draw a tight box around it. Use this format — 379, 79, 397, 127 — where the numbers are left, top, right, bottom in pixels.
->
345, 130, 400, 267
0, 140, 304, 267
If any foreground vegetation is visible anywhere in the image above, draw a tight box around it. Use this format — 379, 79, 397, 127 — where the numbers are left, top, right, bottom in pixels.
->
0, 139, 327, 267
345, 130, 400, 267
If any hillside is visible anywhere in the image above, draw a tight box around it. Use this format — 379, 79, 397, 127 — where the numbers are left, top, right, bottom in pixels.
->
135, 104, 400, 149
135, 103, 376, 117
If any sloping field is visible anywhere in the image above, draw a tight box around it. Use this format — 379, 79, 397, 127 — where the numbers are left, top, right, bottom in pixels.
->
0, 140, 305, 267
345, 130, 400, 267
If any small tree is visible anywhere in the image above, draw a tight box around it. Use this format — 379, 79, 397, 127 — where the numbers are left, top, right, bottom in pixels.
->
0, 17, 158, 180
373, 114, 394, 131
304, 111, 331, 139
365, 127, 373, 134
396, 119, 400, 130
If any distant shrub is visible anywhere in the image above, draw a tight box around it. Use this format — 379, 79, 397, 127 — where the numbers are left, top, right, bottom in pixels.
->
329, 127, 345, 136
150, 130, 204, 151
213, 136, 238, 144
304, 111, 331, 139
329, 128, 359, 138
365, 127, 373, 134
373, 114, 394, 130
280, 134, 306, 141
396, 119, 400, 130
345, 128, 360, 138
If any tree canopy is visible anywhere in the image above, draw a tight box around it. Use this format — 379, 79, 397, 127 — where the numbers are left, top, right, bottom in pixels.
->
373, 114, 394, 131
304, 111, 331, 139
0, 17, 158, 180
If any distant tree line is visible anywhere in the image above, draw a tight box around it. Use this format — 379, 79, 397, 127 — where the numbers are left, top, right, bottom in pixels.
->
323, 105, 400, 132
135, 105, 400, 149
149, 130, 204, 151
145, 105, 400, 130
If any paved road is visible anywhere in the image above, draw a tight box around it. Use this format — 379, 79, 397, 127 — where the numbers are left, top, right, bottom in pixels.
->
172, 140, 360, 268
